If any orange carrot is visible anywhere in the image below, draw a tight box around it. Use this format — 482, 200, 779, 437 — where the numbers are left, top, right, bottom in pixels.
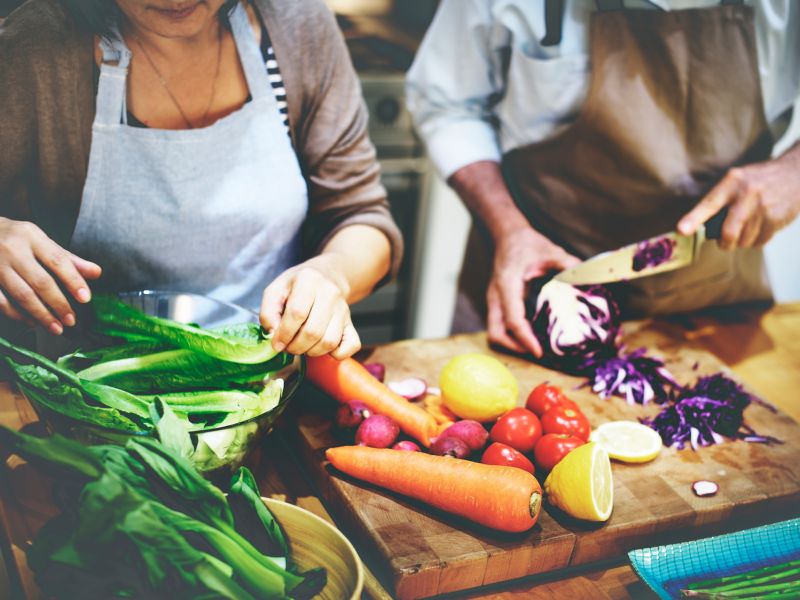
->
326, 445, 542, 533
307, 355, 438, 447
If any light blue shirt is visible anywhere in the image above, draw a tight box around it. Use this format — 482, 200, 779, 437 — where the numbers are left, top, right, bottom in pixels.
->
406, 0, 800, 180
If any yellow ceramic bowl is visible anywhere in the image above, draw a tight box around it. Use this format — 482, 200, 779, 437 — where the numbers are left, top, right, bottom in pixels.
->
264, 498, 364, 600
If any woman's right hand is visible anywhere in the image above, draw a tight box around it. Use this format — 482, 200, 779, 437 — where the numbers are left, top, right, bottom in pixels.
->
0, 218, 102, 334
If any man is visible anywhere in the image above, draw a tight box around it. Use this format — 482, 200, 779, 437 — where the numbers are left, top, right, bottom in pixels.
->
406, 0, 800, 357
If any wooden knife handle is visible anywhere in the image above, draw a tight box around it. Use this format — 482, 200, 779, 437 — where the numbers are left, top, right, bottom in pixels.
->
704, 207, 729, 240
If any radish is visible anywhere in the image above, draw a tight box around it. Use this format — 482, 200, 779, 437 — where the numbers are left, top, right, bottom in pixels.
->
387, 377, 427, 401
355, 414, 400, 448
392, 441, 421, 452
363, 362, 386, 382
439, 420, 489, 452
335, 401, 372, 430
430, 436, 470, 459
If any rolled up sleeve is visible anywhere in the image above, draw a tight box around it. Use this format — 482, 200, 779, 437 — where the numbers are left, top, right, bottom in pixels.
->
405, 0, 504, 180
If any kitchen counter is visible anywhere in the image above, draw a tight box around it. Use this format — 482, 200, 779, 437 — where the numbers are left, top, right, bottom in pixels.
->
1, 301, 799, 600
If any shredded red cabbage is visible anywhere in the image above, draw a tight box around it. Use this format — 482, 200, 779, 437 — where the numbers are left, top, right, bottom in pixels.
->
643, 373, 780, 450
584, 347, 678, 405
632, 237, 676, 272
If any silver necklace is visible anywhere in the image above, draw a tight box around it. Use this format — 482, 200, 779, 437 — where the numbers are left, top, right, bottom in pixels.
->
131, 25, 223, 129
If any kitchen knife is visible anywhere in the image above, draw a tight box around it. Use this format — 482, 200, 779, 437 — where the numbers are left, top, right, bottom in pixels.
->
554, 208, 727, 286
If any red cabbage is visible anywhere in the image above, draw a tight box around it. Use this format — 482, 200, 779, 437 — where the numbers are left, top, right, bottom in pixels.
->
531, 280, 620, 373
585, 347, 678, 405
643, 373, 780, 450
632, 236, 676, 272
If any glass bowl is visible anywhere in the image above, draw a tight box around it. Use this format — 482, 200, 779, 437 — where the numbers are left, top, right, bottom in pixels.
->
29, 290, 304, 477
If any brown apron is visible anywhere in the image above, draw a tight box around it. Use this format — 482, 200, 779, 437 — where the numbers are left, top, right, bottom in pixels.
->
454, 2, 773, 332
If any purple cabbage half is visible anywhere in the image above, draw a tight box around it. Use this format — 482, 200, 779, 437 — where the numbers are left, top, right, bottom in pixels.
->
532, 280, 675, 404
643, 373, 780, 450
531, 280, 620, 373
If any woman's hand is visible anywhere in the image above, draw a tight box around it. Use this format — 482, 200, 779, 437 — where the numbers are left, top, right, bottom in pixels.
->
678, 145, 800, 249
488, 226, 580, 357
0, 218, 102, 334
260, 254, 361, 360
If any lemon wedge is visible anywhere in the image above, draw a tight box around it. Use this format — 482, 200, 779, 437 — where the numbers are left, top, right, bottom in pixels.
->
589, 421, 662, 464
544, 442, 613, 522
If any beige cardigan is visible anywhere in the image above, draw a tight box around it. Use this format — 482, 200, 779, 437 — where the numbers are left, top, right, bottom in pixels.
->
0, 0, 403, 275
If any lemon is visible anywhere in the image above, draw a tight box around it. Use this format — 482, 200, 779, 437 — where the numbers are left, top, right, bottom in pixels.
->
439, 353, 518, 422
544, 442, 613, 522
589, 421, 662, 464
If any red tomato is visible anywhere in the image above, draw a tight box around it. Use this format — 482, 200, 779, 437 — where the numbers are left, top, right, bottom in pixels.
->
540, 406, 591, 441
481, 442, 535, 475
525, 383, 579, 417
489, 407, 542, 453
533, 433, 585, 471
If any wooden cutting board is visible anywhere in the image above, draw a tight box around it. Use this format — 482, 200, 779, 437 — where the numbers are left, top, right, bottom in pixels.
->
287, 321, 800, 600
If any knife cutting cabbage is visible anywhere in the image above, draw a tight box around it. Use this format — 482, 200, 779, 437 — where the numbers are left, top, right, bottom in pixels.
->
554, 209, 728, 286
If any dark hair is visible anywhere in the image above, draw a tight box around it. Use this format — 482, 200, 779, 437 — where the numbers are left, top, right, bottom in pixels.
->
59, 0, 241, 36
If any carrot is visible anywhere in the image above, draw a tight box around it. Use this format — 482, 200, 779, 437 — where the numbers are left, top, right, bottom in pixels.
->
307, 355, 438, 447
326, 445, 543, 533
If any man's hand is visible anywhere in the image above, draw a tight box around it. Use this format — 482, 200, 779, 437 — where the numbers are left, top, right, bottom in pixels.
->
0, 217, 101, 334
487, 226, 580, 357
678, 146, 800, 249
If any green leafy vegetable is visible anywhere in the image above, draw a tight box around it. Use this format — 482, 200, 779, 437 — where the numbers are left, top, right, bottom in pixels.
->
76, 348, 290, 394
92, 295, 278, 364
0, 426, 327, 599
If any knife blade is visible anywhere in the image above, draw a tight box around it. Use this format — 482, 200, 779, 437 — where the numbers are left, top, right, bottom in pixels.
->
553, 208, 727, 286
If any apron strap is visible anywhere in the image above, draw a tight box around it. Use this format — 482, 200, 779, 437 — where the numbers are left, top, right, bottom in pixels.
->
95, 33, 132, 127
229, 1, 274, 101
541, 0, 565, 47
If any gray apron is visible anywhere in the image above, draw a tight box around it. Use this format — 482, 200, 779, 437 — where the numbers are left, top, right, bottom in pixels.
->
71, 2, 307, 312
455, 2, 773, 331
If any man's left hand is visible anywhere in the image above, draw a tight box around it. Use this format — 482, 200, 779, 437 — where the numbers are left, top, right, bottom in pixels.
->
678, 145, 800, 249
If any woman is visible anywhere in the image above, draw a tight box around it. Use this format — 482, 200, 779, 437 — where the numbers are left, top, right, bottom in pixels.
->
0, 0, 402, 359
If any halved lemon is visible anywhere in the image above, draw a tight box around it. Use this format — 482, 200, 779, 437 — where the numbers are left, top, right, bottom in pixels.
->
589, 420, 662, 464
544, 442, 613, 522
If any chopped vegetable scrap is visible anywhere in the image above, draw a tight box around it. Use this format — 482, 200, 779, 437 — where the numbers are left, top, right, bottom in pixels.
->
632, 236, 676, 272
643, 373, 781, 450
692, 480, 719, 497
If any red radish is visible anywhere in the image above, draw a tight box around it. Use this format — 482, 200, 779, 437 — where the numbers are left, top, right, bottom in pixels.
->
439, 420, 488, 452
334, 401, 372, 430
356, 415, 400, 448
363, 362, 386, 382
387, 378, 428, 401
426, 386, 441, 396
431, 436, 470, 459
392, 441, 420, 452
